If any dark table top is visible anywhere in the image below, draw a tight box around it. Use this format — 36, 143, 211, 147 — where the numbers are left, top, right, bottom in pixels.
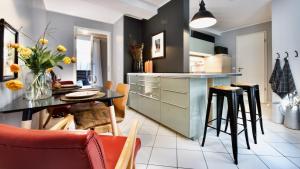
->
0, 88, 123, 114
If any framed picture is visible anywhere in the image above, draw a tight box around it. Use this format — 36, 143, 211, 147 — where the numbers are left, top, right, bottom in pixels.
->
0, 19, 18, 82
151, 31, 165, 59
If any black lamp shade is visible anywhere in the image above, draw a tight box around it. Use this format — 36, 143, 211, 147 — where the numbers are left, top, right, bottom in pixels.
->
190, 0, 217, 29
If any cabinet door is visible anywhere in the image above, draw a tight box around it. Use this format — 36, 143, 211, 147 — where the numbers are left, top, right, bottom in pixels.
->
128, 92, 139, 110
161, 103, 189, 136
140, 96, 161, 122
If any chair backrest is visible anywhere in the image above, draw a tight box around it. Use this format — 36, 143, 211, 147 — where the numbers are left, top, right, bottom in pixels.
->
0, 124, 106, 169
114, 83, 130, 118
104, 81, 113, 90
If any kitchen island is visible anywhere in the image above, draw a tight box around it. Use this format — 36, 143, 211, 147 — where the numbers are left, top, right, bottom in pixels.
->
127, 73, 241, 139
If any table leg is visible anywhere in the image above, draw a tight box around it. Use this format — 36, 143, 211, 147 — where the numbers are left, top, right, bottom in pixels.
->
108, 99, 119, 136
21, 109, 33, 129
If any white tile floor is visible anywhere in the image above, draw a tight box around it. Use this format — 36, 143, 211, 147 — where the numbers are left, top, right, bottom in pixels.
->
119, 104, 300, 169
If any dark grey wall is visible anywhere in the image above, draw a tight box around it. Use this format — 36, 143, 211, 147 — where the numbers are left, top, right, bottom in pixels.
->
123, 16, 143, 83
215, 21, 272, 102
143, 0, 190, 73
123, 0, 190, 75
46, 11, 113, 81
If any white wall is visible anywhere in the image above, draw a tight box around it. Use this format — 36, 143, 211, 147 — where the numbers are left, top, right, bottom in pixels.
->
0, 0, 47, 127
112, 16, 124, 84
272, 0, 300, 101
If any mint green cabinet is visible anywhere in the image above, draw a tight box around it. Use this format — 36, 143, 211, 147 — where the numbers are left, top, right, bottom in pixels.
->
127, 74, 232, 139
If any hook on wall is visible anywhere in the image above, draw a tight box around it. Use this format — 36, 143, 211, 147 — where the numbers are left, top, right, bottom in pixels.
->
276, 52, 280, 59
285, 51, 289, 59
295, 50, 299, 58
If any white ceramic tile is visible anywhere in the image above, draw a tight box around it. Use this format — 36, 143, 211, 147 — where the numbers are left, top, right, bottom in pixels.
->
136, 164, 148, 169
237, 154, 268, 169
271, 143, 300, 157
260, 132, 288, 143
288, 157, 300, 168
221, 139, 254, 155
139, 134, 156, 147
143, 119, 160, 128
149, 148, 177, 167
250, 142, 282, 156
259, 156, 299, 169
294, 144, 300, 149
177, 135, 201, 150
154, 135, 176, 149
203, 152, 238, 169
147, 165, 176, 169
278, 133, 300, 144
139, 125, 159, 135
177, 149, 207, 169
201, 136, 228, 153
136, 146, 152, 164
157, 126, 176, 137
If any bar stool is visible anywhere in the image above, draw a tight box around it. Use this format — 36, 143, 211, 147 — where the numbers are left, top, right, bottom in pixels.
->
224, 84, 264, 144
201, 86, 250, 165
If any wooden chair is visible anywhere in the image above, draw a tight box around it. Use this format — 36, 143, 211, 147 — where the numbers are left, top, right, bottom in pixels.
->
49, 116, 140, 169
70, 83, 130, 134
104, 81, 113, 90
43, 81, 74, 128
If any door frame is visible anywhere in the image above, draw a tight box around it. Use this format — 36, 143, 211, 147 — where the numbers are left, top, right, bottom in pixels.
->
236, 31, 268, 103
73, 26, 112, 82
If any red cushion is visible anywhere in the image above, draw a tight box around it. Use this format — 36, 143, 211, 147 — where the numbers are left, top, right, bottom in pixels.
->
97, 135, 141, 169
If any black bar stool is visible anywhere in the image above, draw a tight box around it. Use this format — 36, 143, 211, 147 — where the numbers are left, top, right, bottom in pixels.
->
224, 84, 264, 144
201, 86, 250, 165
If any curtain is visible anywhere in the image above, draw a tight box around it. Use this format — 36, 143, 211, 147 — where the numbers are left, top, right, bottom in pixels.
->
92, 38, 103, 86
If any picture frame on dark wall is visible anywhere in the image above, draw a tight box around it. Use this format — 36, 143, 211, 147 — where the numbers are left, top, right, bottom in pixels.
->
151, 31, 165, 59
0, 18, 19, 82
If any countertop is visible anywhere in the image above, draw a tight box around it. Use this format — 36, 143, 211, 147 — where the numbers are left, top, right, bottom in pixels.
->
127, 72, 242, 78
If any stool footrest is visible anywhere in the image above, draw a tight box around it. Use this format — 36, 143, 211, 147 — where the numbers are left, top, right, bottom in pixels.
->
207, 125, 247, 136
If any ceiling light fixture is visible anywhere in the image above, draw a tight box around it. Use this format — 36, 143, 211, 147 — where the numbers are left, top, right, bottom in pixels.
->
190, 0, 217, 29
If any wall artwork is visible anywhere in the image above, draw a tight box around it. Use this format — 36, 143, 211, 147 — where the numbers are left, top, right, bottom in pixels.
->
0, 19, 18, 82
151, 31, 165, 59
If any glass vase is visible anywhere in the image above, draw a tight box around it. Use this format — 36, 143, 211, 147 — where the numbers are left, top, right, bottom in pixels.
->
25, 71, 52, 100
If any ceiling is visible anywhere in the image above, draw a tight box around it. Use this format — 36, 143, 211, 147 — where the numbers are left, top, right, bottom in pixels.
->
190, 0, 272, 34
43, 0, 170, 24
43, 0, 272, 34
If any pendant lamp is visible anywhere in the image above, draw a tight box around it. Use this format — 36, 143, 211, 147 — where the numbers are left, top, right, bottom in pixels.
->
190, 0, 217, 29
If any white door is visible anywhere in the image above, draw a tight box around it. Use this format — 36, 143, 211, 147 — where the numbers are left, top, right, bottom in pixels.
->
236, 31, 267, 103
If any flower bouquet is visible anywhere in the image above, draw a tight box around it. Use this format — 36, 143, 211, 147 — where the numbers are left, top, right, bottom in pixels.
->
6, 26, 76, 100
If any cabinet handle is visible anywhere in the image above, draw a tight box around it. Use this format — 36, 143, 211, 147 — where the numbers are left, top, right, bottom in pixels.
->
162, 89, 187, 94
161, 101, 187, 109
137, 93, 160, 101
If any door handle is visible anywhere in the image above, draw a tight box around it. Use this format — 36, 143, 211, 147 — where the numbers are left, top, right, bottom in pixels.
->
233, 67, 244, 72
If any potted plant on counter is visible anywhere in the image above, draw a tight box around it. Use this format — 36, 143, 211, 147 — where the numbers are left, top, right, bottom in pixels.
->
5, 25, 75, 100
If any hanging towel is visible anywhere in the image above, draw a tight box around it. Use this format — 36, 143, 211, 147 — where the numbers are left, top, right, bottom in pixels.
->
269, 58, 284, 98
277, 58, 296, 98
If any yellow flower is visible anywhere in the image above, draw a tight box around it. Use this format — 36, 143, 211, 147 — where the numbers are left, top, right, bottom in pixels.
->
18, 47, 32, 59
46, 67, 53, 73
5, 80, 24, 91
63, 57, 71, 64
57, 45, 67, 52
39, 38, 48, 45
10, 64, 21, 73
7, 43, 20, 49
70, 56, 77, 63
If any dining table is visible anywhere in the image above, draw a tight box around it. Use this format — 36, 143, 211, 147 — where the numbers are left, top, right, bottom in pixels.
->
0, 88, 124, 136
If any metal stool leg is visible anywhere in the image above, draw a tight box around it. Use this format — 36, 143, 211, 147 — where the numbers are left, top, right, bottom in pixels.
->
228, 92, 238, 165
247, 88, 257, 144
202, 90, 213, 147
216, 95, 224, 137
239, 95, 250, 149
255, 86, 264, 134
